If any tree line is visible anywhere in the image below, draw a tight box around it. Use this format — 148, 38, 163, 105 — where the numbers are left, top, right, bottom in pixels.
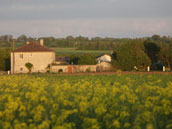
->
1, 34, 171, 50
0, 34, 172, 71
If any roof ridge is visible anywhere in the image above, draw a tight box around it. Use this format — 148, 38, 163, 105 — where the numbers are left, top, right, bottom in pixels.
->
13, 42, 55, 52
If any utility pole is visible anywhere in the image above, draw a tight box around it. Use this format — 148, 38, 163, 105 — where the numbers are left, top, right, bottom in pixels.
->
12, 39, 15, 74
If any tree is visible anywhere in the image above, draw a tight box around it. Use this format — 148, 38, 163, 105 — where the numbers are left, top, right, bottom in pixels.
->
66, 36, 74, 41
28, 37, 37, 42
0, 35, 13, 42
17, 35, 27, 42
25, 63, 33, 73
161, 36, 170, 43
68, 55, 80, 65
78, 54, 96, 65
38, 37, 56, 47
0, 49, 5, 70
112, 41, 151, 71
0, 48, 11, 71
152, 34, 161, 41
144, 41, 160, 63
135, 50, 151, 70
159, 43, 172, 70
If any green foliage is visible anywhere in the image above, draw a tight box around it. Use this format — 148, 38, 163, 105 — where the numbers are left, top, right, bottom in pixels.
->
0, 74, 172, 129
159, 43, 172, 69
113, 41, 151, 71
68, 55, 80, 65
1, 34, 171, 51
152, 34, 161, 41
30, 35, 171, 50
68, 54, 97, 65
78, 54, 96, 65
0, 48, 11, 71
17, 35, 27, 42
144, 41, 160, 63
1, 34, 172, 72
25, 62, 33, 73
38, 37, 56, 47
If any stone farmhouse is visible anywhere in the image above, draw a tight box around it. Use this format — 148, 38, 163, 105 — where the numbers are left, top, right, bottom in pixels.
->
11, 40, 55, 74
11, 40, 114, 74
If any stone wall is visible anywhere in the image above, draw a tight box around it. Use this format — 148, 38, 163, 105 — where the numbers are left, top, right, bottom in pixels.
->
51, 65, 68, 73
96, 62, 114, 72
72, 65, 97, 73
51, 63, 113, 73
51, 65, 97, 73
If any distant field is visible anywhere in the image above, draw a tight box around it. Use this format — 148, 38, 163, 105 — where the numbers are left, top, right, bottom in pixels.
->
1, 43, 111, 56
1, 42, 23, 48
51, 47, 111, 56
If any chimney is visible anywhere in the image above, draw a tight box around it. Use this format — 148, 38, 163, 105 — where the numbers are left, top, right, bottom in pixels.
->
27, 41, 29, 44
40, 39, 44, 46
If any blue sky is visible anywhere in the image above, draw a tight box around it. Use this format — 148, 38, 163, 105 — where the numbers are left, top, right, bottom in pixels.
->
0, 0, 172, 38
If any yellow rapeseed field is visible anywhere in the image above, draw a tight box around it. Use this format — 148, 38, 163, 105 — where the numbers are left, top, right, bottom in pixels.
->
0, 74, 172, 129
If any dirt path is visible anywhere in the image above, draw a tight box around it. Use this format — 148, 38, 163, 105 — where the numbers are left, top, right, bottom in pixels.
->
58, 71, 172, 76
1, 71, 172, 76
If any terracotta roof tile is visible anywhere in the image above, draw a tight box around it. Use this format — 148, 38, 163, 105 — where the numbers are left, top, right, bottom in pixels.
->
13, 42, 55, 52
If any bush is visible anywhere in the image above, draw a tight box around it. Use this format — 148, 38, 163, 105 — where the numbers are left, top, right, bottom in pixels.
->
25, 62, 33, 73
78, 54, 96, 65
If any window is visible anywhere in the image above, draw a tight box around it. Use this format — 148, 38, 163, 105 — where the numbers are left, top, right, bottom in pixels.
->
41, 66, 45, 72
19, 54, 23, 59
20, 67, 23, 72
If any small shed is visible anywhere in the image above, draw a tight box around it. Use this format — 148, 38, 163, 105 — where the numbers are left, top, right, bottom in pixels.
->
96, 54, 112, 63
96, 62, 114, 72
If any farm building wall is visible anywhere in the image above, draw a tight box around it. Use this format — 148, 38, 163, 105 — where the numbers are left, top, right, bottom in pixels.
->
51, 65, 68, 73
51, 63, 113, 73
96, 62, 114, 72
72, 65, 97, 73
51, 65, 97, 73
